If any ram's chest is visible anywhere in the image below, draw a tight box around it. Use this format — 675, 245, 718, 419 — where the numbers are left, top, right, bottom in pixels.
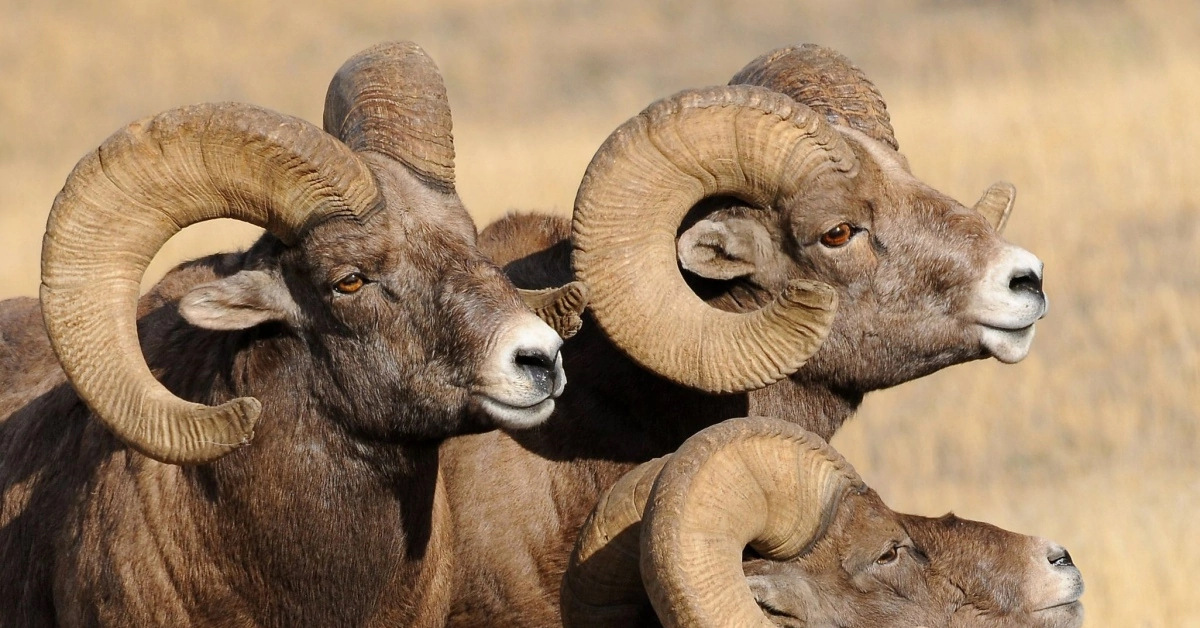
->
442, 442, 641, 626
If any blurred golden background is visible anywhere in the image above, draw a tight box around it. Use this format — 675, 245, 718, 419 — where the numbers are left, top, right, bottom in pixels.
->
1, 0, 1196, 624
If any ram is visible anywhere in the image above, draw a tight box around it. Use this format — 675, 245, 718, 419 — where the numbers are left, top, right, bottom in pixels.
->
564, 417, 1084, 628
439, 45, 1048, 626
0, 42, 578, 626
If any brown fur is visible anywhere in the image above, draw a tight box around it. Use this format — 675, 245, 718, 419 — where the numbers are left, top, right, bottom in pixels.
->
0, 154, 533, 625
438, 126, 1028, 626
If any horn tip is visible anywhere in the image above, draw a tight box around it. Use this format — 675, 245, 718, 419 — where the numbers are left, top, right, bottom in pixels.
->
163, 397, 261, 465
781, 279, 838, 309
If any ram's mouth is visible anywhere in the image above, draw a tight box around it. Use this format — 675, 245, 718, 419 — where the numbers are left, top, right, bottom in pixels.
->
978, 322, 1038, 364
1031, 600, 1083, 628
971, 286, 1048, 364
471, 348, 566, 430
474, 395, 557, 430
1035, 600, 1083, 612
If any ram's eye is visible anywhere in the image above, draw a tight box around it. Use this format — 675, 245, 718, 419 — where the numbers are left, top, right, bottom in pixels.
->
819, 222, 857, 248
876, 545, 900, 565
333, 273, 366, 295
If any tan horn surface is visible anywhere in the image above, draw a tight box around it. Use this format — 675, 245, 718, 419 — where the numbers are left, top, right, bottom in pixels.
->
324, 41, 456, 191
561, 456, 670, 628
41, 102, 381, 464
973, 181, 1017, 233
573, 86, 852, 393
641, 417, 865, 627
518, 281, 589, 339
731, 44, 899, 151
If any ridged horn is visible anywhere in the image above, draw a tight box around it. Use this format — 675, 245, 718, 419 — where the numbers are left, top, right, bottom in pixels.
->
973, 181, 1016, 233
41, 103, 382, 465
641, 417, 866, 627
572, 86, 852, 393
561, 417, 865, 627
562, 456, 670, 628
519, 282, 589, 339
323, 41, 456, 191
731, 44, 898, 152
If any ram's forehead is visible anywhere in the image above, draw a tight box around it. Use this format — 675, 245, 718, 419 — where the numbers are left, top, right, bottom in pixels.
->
323, 153, 475, 248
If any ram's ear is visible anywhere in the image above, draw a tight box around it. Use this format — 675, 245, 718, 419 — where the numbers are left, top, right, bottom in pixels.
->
677, 217, 769, 281
745, 572, 819, 622
179, 270, 299, 331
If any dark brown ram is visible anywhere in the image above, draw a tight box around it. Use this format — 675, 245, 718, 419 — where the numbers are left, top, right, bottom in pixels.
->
439, 45, 1048, 626
563, 416, 1084, 628
0, 42, 580, 626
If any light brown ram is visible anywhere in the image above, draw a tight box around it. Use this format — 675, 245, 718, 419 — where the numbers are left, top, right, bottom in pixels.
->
0, 42, 582, 626
563, 416, 1084, 628
439, 45, 1048, 626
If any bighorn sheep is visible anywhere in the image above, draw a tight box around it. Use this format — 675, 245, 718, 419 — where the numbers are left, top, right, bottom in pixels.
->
0, 42, 580, 625
562, 417, 1084, 628
439, 45, 1048, 626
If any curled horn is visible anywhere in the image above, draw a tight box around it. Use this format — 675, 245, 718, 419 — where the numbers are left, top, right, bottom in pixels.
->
561, 417, 865, 627
323, 41, 456, 191
731, 43, 899, 152
572, 86, 854, 393
641, 417, 865, 626
41, 103, 382, 464
517, 282, 589, 339
562, 457, 669, 627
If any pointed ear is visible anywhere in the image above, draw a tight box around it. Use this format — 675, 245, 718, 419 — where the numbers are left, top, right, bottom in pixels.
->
179, 270, 299, 331
745, 573, 818, 620
677, 217, 767, 281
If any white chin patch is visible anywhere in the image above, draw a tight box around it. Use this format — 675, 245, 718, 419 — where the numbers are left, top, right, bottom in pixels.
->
476, 396, 556, 431
980, 324, 1037, 364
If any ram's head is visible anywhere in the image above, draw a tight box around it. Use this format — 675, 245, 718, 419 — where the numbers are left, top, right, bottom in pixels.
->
40, 42, 581, 464
563, 417, 1083, 628
571, 45, 1047, 400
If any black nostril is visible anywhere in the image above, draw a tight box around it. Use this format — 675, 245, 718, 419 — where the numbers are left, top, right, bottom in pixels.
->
1049, 548, 1074, 568
515, 349, 556, 393
516, 349, 554, 372
1009, 269, 1044, 297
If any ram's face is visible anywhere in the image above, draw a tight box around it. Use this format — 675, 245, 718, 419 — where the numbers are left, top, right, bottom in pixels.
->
744, 490, 1084, 628
676, 130, 1047, 394
797, 133, 1046, 389
904, 514, 1085, 628
292, 162, 566, 439
178, 158, 566, 442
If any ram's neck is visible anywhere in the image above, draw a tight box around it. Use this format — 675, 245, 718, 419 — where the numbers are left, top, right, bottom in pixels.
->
124, 276, 443, 623
747, 377, 863, 442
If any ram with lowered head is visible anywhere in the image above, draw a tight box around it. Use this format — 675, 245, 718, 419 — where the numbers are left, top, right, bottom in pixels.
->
439, 45, 1048, 626
564, 417, 1084, 628
0, 42, 578, 626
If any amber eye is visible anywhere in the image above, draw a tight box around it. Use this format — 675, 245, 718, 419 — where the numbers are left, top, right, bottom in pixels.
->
819, 222, 857, 248
876, 545, 900, 565
333, 273, 366, 294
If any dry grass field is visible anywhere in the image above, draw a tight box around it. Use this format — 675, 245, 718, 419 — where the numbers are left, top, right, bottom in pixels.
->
2, 0, 1197, 624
